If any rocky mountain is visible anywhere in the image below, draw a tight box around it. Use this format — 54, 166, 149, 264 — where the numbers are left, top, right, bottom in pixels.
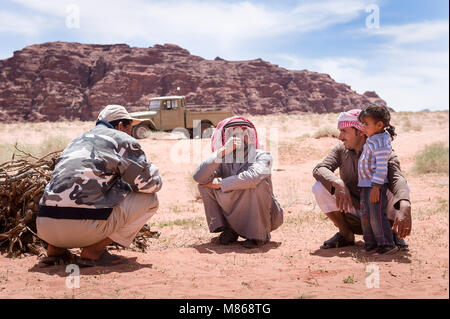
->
0, 41, 387, 122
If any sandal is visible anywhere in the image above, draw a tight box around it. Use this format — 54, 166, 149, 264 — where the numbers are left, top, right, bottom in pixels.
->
75, 250, 127, 267
393, 232, 409, 251
218, 229, 239, 245
320, 232, 355, 249
242, 239, 267, 249
372, 245, 399, 256
362, 244, 378, 253
40, 250, 77, 266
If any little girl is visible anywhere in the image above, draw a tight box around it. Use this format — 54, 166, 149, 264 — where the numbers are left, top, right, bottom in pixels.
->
358, 104, 398, 255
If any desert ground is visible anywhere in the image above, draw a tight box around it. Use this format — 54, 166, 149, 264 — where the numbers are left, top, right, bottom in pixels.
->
0, 111, 448, 299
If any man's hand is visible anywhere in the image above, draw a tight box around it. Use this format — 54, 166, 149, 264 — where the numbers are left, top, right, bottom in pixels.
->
219, 137, 242, 158
392, 200, 412, 239
369, 186, 380, 203
332, 179, 354, 213
199, 177, 222, 190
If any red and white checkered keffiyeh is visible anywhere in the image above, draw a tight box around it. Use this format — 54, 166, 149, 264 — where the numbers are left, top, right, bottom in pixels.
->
211, 116, 261, 152
337, 109, 363, 131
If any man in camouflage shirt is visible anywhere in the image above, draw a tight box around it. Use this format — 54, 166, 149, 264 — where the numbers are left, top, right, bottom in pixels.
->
37, 105, 162, 266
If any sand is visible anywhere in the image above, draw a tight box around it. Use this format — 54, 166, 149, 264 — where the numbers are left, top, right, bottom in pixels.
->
0, 111, 448, 299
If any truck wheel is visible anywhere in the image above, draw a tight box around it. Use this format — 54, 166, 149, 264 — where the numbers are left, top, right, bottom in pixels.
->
133, 124, 151, 139
195, 122, 214, 139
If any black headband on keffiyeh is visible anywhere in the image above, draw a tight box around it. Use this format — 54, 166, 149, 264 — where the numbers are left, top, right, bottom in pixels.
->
223, 121, 253, 129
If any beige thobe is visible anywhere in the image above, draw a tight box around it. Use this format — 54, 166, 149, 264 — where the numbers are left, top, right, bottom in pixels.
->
193, 147, 283, 241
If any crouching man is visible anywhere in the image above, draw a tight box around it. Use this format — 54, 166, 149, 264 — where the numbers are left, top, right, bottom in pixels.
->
312, 109, 411, 250
193, 117, 283, 249
37, 105, 162, 266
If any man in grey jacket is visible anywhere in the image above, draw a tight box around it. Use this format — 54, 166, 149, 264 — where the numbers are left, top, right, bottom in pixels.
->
37, 105, 162, 266
193, 117, 283, 249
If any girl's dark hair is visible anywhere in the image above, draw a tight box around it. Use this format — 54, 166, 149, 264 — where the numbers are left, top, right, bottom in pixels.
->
109, 118, 132, 128
358, 104, 397, 140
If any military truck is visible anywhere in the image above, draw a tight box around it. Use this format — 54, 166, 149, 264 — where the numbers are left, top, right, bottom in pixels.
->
129, 96, 233, 139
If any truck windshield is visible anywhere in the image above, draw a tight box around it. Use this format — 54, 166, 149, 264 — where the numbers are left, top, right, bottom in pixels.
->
149, 100, 160, 110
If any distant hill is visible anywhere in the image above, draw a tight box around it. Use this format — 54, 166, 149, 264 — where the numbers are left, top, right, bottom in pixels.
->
0, 41, 387, 122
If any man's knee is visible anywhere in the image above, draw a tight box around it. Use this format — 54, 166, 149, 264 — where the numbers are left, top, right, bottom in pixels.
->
311, 181, 336, 214
142, 193, 159, 213
149, 197, 159, 213
312, 181, 326, 197
312, 181, 330, 206
123, 192, 159, 215
255, 179, 271, 193
197, 184, 215, 197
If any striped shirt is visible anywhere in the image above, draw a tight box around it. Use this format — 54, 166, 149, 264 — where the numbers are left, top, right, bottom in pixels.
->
358, 131, 392, 187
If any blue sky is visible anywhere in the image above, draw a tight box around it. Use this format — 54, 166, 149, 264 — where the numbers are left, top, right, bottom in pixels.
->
0, 0, 448, 111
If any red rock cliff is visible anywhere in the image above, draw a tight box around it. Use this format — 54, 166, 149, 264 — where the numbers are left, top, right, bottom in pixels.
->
0, 42, 387, 122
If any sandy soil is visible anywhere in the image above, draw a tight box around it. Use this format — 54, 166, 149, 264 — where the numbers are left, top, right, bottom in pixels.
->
0, 111, 448, 299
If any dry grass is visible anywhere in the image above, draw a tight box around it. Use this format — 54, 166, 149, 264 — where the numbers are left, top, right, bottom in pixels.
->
413, 199, 449, 219
401, 117, 423, 132
0, 136, 71, 164
312, 126, 339, 139
278, 141, 323, 164
156, 217, 205, 229
414, 142, 449, 175
343, 275, 356, 284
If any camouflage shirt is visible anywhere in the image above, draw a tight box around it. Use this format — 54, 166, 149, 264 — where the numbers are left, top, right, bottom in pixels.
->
39, 121, 162, 218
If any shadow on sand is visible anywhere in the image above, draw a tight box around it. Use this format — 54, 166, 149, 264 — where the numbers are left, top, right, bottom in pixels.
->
309, 241, 412, 264
28, 254, 154, 277
191, 236, 282, 254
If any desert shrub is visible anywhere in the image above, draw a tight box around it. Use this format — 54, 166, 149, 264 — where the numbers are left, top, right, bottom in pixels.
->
402, 117, 422, 132
414, 142, 449, 175
36, 136, 71, 156
294, 133, 311, 143
278, 115, 288, 123
311, 118, 320, 127
343, 275, 355, 284
0, 136, 71, 164
312, 127, 339, 139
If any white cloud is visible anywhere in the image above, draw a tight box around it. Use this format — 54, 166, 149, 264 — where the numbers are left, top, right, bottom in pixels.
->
277, 48, 449, 111
0, 10, 51, 36
362, 20, 449, 44
275, 17, 449, 111
7, 0, 372, 56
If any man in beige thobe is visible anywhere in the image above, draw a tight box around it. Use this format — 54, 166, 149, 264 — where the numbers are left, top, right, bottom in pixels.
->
193, 117, 283, 249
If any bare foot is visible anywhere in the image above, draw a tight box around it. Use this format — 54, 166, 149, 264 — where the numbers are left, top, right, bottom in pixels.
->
80, 248, 104, 261
47, 245, 67, 257
80, 237, 114, 261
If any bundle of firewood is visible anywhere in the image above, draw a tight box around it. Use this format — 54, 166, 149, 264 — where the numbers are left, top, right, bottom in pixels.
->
0, 147, 59, 257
